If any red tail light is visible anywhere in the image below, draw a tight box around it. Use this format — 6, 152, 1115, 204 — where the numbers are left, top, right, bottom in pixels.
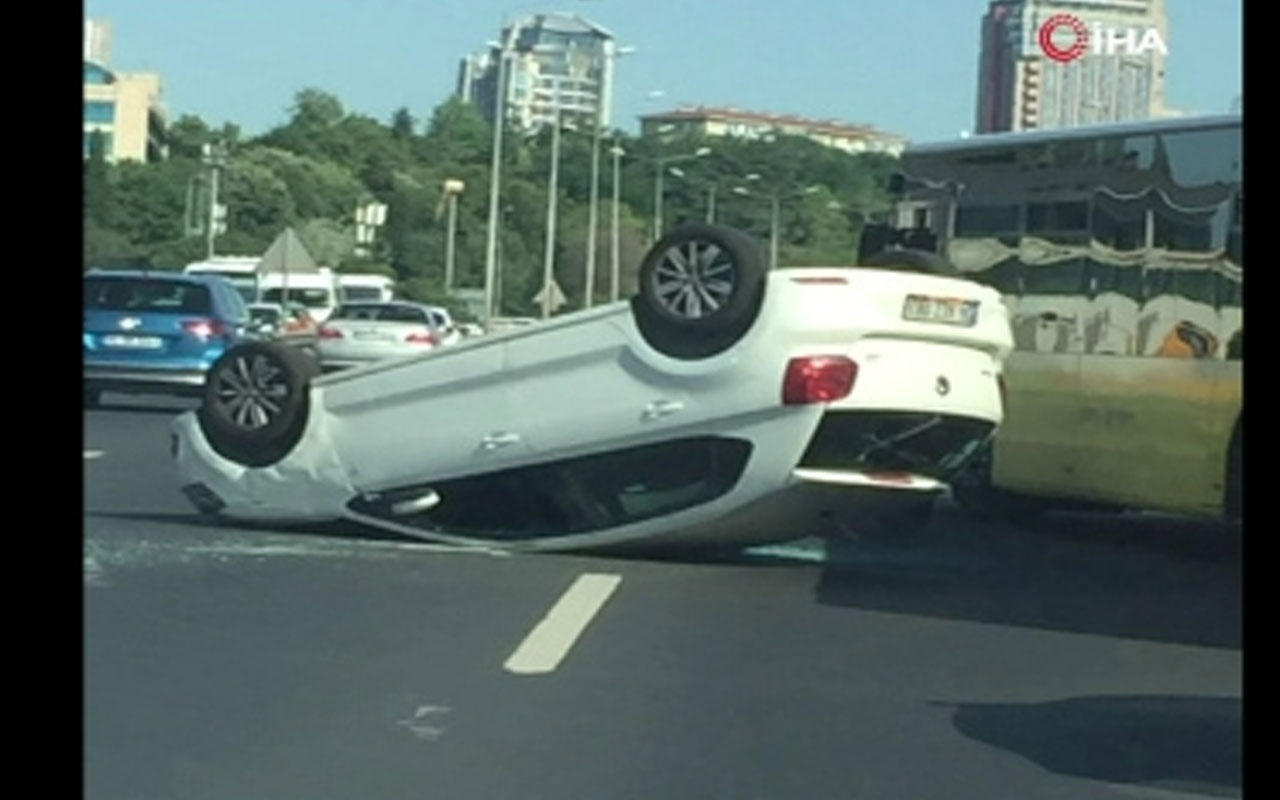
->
782, 356, 857, 405
406, 331, 439, 345
318, 326, 343, 339
182, 319, 230, 341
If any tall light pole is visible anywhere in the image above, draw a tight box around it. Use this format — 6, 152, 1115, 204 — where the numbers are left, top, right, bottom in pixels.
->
667, 166, 719, 223
483, 21, 522, 323
583, 43, 635, 309
541, 83, 563, 319
732, 183, 821, 269
201, 142, 228, 259
652, 147, 711, 242
440, 179, 465, 292
609, 140, 624, 302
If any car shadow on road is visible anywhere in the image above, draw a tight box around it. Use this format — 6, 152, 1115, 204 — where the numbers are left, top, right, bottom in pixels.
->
936, 695, 1242, 797
813, 504, 1241, 649
85, 397, 201, 415
86, 511, 429, 546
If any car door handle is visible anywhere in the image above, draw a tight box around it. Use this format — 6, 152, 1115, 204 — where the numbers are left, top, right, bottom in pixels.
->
480, 432, 521, 450
642, 400, 685, 420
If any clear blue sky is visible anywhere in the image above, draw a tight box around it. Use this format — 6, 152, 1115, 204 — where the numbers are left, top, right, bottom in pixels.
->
87, 0, 1241, 144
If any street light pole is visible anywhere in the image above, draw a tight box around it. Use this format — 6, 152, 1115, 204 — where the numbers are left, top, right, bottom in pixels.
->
610, 141, 624, 302
483, 23, 518, 323
201, 142, 226, 259
444, 186, 462, 291
651, 147, 711, 243
769, 194, 780, 270
653, 162, 665, 243
541, 95, 563, 319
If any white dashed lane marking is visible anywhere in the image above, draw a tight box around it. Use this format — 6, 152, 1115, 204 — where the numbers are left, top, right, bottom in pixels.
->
84, 450, 105, 460
504, 573, 622, 676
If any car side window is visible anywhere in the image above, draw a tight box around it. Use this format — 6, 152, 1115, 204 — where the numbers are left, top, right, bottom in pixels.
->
348, 437, 754, 541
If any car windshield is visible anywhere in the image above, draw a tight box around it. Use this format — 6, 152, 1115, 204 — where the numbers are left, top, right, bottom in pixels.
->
260, 288, 332, 308
331, 304, 428, 323
341, 286, 385, 301
85, 277, 212, 314
248, 307, 282, 324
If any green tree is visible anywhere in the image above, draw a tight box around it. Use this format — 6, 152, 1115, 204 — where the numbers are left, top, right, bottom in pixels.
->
84, 130, 115, 228
420, 97, 492, 167
166, 114, 215, 161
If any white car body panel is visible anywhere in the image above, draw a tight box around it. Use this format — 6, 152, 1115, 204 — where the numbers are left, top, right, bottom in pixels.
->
174, 264, 1013, 552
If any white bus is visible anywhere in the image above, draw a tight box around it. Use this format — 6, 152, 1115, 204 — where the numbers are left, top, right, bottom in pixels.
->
337, 273, 395, 303
861, 114, 1242, 523
183, 257, 261, 304
258, 268, 341, 323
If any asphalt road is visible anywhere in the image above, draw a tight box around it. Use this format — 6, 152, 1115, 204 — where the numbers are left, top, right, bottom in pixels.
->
85, 393, 1244, 800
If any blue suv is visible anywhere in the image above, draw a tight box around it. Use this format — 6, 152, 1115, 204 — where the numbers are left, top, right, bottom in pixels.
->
84, 270, 251, 406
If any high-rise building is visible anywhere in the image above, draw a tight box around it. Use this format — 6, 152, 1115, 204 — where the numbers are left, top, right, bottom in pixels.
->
84, 18, 167, 162
975, 0, 1170, 133
84, 18, 112, 63
458, 13, 619, 132
639, 106, 907, 156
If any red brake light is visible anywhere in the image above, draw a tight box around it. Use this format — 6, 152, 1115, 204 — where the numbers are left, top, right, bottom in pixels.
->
318, 326, 342, 339
782, 356, 857, 405
406, 331, 438, 345
182, 319, 229, 341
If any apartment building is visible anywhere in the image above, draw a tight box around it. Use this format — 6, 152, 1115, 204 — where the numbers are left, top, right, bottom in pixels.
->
639, 106, 907, 156
458, 12, 620, 132
975, 0, 1171, 133
83, 17, 167, 163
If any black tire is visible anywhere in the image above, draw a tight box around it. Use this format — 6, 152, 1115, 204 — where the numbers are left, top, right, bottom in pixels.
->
197, 341, 320, 468
859, 247, 959, 277
633, 224, 768, 359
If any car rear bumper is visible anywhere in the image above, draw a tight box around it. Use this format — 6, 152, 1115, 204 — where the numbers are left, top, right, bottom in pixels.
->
84, 365, 209, 395
171, 407, 356, 522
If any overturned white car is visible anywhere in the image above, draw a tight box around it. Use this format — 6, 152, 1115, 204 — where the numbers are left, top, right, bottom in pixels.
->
173, 225, 1013, 553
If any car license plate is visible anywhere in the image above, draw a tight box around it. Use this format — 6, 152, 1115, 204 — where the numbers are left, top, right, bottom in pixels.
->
902, 295, 979, 327
353, 329, 393, 341
102, 335, 164, 348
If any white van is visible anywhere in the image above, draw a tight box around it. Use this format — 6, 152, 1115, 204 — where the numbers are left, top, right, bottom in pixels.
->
258, 269, 340, 323
183, 257, 261, 304
337, 274, 395, 303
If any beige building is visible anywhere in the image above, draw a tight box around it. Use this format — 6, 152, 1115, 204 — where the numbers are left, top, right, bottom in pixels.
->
639, 106, 906, 156
84, 63, 167, 163
83, 19, 166, 163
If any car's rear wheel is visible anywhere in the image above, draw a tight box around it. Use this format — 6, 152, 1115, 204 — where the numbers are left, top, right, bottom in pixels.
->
632, 224, 767, 359
859, 247, 959, 277
197, 341, 319, 468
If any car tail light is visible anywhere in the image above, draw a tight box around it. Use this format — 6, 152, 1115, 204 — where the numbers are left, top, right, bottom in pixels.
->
318, 326, 343, 339
406, 331, 439, 345
182, 319, 230, 341
782, 356, 857, 405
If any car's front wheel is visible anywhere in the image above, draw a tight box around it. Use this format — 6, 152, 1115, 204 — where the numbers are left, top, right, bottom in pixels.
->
197, 341, 319, 468
632, 224, 768, 359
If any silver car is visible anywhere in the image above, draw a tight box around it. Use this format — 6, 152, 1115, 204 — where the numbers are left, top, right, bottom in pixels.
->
316, 301, 454, 371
